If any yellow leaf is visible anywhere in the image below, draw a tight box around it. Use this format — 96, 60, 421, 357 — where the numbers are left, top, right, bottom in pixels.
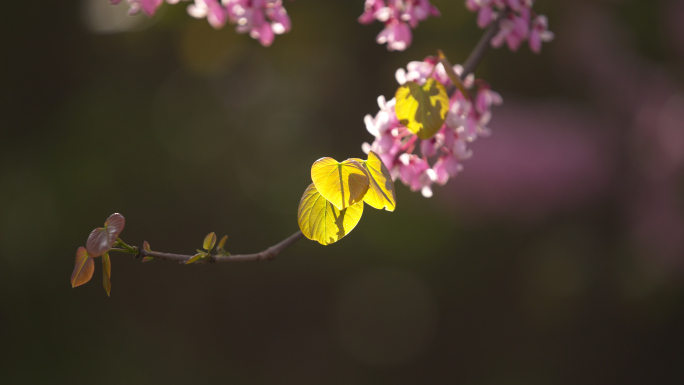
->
297, 183, 364, 245
353, 151, 397, 211
71, 247, 94, 288
395, 78, 449, 140
311, 157, 369, 210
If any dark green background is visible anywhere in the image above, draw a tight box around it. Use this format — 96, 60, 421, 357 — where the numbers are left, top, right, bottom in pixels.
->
2, 0, 683, 383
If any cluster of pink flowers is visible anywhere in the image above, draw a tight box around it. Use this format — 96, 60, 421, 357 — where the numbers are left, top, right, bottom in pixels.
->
110, 0, 183, 16
465, 0, 554, 53
188, 0, 291, 46
110, 0, 291, 47
358, 0, 440, 51
362, 57, 502, 197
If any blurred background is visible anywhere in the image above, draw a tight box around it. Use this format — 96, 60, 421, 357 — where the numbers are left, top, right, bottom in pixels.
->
1, 0, 683, 383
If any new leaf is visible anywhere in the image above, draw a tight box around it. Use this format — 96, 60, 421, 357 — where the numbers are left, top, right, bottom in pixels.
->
311, 157, 369, 211
71, 247, 94, 288
86, 213, 125, 257
203, 232, 217, 251
297, 183, 364, 245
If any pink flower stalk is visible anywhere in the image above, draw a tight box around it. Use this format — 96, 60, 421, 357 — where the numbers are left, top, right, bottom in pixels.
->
465, 0, 554, 53
363, 57, 501, 197
359, 0, 440, 51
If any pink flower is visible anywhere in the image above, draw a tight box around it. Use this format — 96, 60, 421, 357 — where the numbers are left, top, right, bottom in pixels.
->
362, 96, 407, 173
464, 0, 553, 54
529, 15, 555, 53
187, 0, 228, 28
395, 57, 452, 86
224, 0, 291, 47
377, 19, 413, 51
398, 154, 435, 197
358, 0, 385, 24
433, 153, 462, 185
359, 0, 440, 51
492, 14, 529, 51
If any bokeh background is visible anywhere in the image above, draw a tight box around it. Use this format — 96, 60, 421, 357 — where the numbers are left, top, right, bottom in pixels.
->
1, 0, 683, 383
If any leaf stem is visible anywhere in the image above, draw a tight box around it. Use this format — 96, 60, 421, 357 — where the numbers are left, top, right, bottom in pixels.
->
115, 238, 137, 254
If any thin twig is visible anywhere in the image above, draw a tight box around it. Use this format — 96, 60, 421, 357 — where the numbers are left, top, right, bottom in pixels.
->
461, 18, 500, 78
136, 231, 305, 264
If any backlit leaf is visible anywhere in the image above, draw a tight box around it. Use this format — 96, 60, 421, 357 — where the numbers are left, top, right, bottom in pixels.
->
71, 247, 94, 288
203, 232, 216, 251
102, 252, 111, 296
297, 183, 364, 245
353, 151, 396, 211
395, 78, 449, 140
86, 213, 126, 257
311, 157, 369, 210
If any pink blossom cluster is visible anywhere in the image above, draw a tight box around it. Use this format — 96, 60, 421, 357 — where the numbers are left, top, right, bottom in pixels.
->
465, 0, 554, 53
110, 0, 291, 47
358, 0, 440, 51
188, 0, 291, 46
362, 57, 502, 197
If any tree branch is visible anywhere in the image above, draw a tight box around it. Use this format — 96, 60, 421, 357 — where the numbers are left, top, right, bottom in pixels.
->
134, 231, 305, 264
461, 15, 501, 78
108, 13, 504, 268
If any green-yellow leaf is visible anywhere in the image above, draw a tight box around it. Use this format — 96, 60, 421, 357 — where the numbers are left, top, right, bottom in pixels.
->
311, 157, 369, 210
186, 253, 204, 265
297, 183, 364, 245
353, 151, 397, 211
203, 232, 216, 251
71, 247, 94, 288
395, 78, 449, 140
217, 235, 227, 250
102, 252, 111, 297
217, 235, 230, 256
